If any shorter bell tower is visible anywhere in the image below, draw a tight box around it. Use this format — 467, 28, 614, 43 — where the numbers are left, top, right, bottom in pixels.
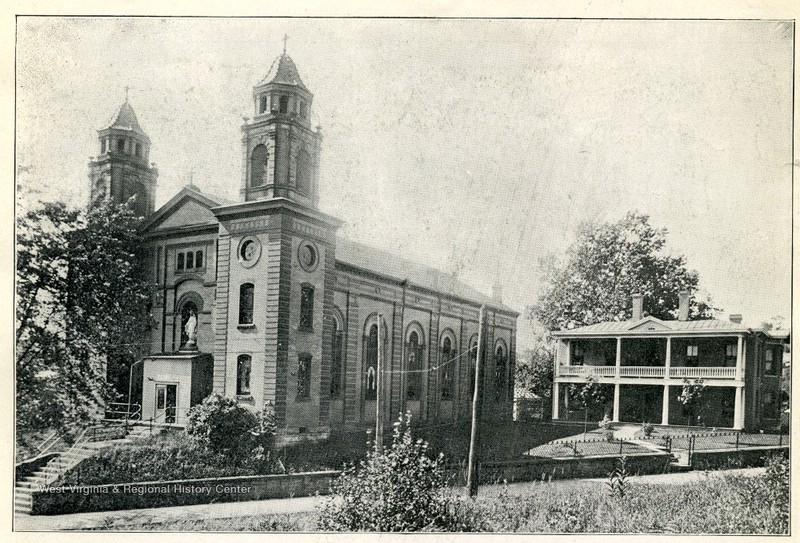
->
241, 49, 321, 208
88, 96, 158, 217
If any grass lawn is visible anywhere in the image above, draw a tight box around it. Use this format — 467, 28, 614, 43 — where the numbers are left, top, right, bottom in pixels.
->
106, 461, 788, 534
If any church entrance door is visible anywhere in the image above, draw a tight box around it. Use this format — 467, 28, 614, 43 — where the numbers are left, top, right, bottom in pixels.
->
155, 383, 178, 424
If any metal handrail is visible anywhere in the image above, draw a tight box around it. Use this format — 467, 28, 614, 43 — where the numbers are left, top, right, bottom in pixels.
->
106, 402, 142, 421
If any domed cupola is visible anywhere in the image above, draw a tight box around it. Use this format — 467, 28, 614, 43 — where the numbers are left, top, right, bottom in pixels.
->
241, 44, 321, 208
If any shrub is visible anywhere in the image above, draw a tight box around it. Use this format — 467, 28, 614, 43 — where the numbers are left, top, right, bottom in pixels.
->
185, 393, 259, 457
598, 415, 612, 431
642, 422, 654, 437
606, 456, 630, 499
318, 412, 472, 532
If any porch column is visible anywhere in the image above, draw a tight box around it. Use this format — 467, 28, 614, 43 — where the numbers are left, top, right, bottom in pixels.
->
552, 382, 560, 419
565, 340, 571, 367
612, 383, 620, 422
736, 335, 744, 381
615, 337, 622, 378
554, 339, 561, 377
733, 385, 744, 430
664, 337, 672, 380
661, 385, 670, 425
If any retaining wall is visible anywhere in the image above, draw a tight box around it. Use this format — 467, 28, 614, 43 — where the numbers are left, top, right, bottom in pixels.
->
31, 470, 338, 515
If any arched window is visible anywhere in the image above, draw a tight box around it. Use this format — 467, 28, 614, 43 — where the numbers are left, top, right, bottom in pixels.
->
468, 335, 478, 397
186, 251, 194, 269
330, 316, 344, 397
440, 335, 454, 400
494, 342, 507, 402
364, 324, 378, 400
406, 331, 423, 400
176, 252, 185, 271
195, 250, 204, 268
249, 144, 269, 188
279, 95, 289, 114
297, 354, 311, 399
259, 95, 267, 114
179, 301, 198, 349
296, 149, 312, 195
239, 283, 254, 325
118, 138, 126, 152
237, 354, 252, 395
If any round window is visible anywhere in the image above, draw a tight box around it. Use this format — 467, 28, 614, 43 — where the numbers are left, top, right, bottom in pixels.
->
298, 240, 318, 272
237, 236, 262, 268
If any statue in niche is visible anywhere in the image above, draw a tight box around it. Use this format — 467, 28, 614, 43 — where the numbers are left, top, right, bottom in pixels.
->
180, 303, 198, 351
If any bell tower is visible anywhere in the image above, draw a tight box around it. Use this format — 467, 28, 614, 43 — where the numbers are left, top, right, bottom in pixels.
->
241, 46, 321, 208
88, 95, 158, 217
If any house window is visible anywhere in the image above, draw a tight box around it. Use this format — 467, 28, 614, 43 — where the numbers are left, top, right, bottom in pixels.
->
296, 149, 312, 195
494, 343, 507, 402
299, 100, 307, 118
440, 336, 454, 400
406, 331, 423, 400
763, 391, 777, 419
177, 252, 185, 271
364, 324, 378, 400
686, 345, 699, 367
259, 95, 267, 114
765, 349, 774, 373
101, 139, 106, 154
297, 354, 311, 399
725, 344, 737, 367
118, 138, 126, 152
239, 283, 254, 326
279, 95, 289, 114
571, 343, 584, 366
330, 319, 343, 397
237, 355, 252, 395
299, 285, 314, 330
250, 144, 269, 187
135, 142, 142, 157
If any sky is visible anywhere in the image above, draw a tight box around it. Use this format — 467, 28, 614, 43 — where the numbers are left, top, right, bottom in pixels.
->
15, 17, 793, 349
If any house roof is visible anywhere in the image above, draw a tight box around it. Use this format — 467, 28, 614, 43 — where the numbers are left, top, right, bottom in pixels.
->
551, 315, 786, 338
101, 101, 149, 140
335, 237, 518, 315
257, 54, 309, 92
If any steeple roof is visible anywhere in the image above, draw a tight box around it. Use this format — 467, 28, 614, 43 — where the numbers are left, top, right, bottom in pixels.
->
102, 101, 149, 140
257, 53, 309, 92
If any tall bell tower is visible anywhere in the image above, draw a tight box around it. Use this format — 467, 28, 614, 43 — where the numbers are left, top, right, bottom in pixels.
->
240, 45, 321, 207
88, 95, 158, 217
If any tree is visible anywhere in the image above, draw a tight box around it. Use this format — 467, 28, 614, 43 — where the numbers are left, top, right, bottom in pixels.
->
514, 332, 555, 419
569, 375, 612, 439
677, 378, 706, 433
16, 201, 153, 439
530, 212, 715, 332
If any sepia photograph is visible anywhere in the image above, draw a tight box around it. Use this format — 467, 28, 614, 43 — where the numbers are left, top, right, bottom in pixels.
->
13, 13, 792, 534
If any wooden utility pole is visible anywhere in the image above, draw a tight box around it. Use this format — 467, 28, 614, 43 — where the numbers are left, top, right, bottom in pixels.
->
375, 313, 383, 449
467, 305, 485, 497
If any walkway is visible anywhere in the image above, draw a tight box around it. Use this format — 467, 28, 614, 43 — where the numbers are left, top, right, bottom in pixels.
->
14, 467, 765, 531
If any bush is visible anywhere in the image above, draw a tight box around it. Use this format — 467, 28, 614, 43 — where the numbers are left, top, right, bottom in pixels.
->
598, 415, 612, 431
642, 422, 654, 437
318, 412, 472, 532
185, 393, 260, 457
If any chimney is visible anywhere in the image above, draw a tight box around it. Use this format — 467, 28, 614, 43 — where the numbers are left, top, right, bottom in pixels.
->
729, 314, 743, 324
492, 282, 503, 304
632, 293, 643, 321
678, 290, 690, 321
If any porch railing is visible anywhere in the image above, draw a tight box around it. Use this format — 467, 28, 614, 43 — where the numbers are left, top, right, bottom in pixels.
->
669, 367, 736, 379
619, 366, 666, 378
558, 365, 738, 380
558, 365, 616, 377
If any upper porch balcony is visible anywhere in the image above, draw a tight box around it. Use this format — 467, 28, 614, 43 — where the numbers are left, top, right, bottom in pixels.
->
556, 336, 741, 381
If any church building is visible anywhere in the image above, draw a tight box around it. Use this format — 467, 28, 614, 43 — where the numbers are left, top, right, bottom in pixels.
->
89, 51, 518, 442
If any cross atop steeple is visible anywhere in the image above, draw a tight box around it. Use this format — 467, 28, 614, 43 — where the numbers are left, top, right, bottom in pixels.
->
124, 85, 130, 102
282, 34, 289, 54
